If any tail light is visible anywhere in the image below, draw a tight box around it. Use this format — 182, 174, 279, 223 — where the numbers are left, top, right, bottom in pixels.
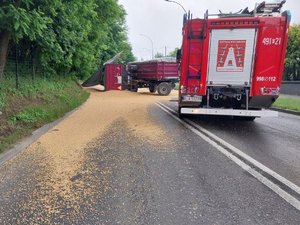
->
180, 85, 200, 94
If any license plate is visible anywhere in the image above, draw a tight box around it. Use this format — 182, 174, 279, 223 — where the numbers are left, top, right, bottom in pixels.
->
182, 96, 202, 102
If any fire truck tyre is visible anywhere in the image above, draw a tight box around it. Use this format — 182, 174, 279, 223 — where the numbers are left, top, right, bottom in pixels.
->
178, 107, 184, 118
149, 84, 157, 93
243, 116, 256, 121
157, 82, 172, 96
236, 116, 256, 121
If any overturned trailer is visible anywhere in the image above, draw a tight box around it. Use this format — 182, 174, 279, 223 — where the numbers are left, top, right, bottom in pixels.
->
82, 64, 123, 91
82, 57, 179, 96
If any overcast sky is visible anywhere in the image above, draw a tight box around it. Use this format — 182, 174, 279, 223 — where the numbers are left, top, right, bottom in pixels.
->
118, 0, 299, 60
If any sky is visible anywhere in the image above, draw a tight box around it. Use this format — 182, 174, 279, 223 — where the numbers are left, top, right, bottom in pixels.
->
118, 0, 300, 61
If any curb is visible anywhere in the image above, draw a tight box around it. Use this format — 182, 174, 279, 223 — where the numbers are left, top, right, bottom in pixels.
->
0, 106, 82, 167
271, 107, 300, 116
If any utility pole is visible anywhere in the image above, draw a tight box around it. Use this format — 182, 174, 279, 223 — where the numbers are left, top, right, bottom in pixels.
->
140, 34, 154, 59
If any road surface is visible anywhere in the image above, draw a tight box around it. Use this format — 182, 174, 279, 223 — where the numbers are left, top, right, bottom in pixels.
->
0, 89, 299, 224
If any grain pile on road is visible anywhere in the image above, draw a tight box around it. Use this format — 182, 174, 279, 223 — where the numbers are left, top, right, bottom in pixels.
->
0, 89, 177, 224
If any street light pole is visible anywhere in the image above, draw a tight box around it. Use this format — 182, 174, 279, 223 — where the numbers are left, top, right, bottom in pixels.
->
140, 34, 154, 59
165, 0, 187, 14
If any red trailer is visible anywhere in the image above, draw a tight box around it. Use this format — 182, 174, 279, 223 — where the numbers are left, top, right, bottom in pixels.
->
178, 1, 290, 120
104, 64, 122, 91
127, 59, 178, 95
82, 64, 123, 91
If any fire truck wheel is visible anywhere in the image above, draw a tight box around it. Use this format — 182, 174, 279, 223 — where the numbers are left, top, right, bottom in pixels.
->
149, 84, 157, 93
157, 82, 172, 96
242, 116, 256, 121
178, 107, 184, 118
236, 116, 256, 121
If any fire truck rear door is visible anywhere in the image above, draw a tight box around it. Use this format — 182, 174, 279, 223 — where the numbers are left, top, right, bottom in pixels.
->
207, 29, 256, 86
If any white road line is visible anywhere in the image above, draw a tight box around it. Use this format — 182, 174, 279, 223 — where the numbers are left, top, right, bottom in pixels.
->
156, 102, 300, 211
159, 102, 300, 195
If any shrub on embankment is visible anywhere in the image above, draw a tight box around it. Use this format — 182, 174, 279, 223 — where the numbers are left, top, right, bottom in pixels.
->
0, 78, 89, 153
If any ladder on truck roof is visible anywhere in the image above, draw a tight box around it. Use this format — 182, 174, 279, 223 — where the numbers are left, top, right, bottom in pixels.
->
255, 1, 286, 15
204, 1, 286, 18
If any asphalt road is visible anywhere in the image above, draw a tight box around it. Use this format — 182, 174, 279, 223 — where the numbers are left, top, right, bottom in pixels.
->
163, 100, 300, 188
0, 90, 299, 224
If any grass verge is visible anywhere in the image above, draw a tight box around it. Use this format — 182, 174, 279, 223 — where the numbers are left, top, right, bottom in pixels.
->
0, 78, 90, 154
273, 97, 300, 112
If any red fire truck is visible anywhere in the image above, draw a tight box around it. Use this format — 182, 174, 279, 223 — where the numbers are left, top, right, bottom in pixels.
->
178, 1, 290, 120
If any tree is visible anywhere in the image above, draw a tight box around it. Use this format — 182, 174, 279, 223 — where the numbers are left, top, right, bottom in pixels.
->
285, 24, 300, 66
94, 1, 135, 67
0, 0, 135, 80
154, 52, 164, 58
0, 0, 51, 79
168, 47, 180, 57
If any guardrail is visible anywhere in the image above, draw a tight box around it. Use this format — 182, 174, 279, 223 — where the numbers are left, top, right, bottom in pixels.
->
283, 64, 300, 81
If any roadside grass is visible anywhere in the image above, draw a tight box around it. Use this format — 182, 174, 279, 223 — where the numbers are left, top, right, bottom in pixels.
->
273, 97, 300, 112
0, 77, 90, 154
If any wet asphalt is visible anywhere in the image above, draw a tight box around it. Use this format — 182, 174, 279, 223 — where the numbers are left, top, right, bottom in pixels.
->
0, 95, 300, 224
164, 100, 300, 188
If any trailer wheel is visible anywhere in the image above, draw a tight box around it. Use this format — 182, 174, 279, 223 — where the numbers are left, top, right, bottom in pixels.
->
157, 82, 172, 96
130, 84, 138, 92
149, 84, 157, 93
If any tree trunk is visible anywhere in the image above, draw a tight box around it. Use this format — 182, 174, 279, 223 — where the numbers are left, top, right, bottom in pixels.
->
0, 30, 11, 80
